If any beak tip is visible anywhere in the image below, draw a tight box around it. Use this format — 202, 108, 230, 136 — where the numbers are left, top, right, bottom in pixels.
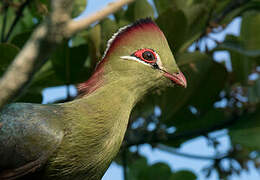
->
163, 71, 187, 88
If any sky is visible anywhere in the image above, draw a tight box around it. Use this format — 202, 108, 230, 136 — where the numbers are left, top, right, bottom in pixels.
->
42, 0, 260, 179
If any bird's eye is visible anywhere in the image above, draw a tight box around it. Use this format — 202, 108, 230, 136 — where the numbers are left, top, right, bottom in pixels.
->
132, 48, 157, 64
142, 51, 155, 61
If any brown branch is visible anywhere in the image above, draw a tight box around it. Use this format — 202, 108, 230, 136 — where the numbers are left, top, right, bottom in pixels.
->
0, 0, 135, 110
66, 0, 135, 37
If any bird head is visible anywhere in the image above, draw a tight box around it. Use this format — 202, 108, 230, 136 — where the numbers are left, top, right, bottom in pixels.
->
78, 18, 186, 96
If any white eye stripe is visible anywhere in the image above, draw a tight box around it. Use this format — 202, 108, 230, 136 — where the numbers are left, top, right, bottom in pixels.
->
120, 56, 151, 67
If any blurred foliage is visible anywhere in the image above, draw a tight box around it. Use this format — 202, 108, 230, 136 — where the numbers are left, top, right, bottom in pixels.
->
0, 0, 260, 179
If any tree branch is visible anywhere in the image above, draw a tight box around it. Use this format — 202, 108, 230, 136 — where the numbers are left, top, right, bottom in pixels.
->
0, 0, 135, 110
66, 0, 134, 37
157, 144, 228, 161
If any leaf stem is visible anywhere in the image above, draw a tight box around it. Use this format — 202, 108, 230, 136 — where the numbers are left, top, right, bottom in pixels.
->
1, 2, 9, 42
122, 148, 128, 180
158, 144, 229, 160
4, 0, 31, 42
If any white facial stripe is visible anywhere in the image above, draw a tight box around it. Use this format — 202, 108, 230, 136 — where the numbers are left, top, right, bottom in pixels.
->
120, 56, 151, 67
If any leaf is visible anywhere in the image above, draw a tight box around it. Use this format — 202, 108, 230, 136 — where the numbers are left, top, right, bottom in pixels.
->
125, 0, 154, 21
51, 42, 89, 84
139, 162, 172, 180
87, 24, 102, 64
229, 107, 260, 150
170, 170, 197, 180
29, 61, 65, 89
70, 31, 88, 47
28, 0, 49, 19
0, 43, 19, 76
219, 1, 260, 26
71, 0, 87, 18
153, 0, 173, 14
134, 0, 154, 20
114, 8, 126, 22
214, 37, 260, 57
10, 31, 32, 48
228, 36, 253, 85
240, 11, 260, 51
156, 9, 188, 52
128, 157, 149, 180
248, 78, 260, 104
178, 4, 209, 52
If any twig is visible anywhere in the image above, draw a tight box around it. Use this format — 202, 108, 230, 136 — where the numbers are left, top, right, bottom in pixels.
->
1, 2, 9, 42
4, 0, 31, 42
122, 148, 128, 180
158, 144, 229, 160
66, 0, 134, 37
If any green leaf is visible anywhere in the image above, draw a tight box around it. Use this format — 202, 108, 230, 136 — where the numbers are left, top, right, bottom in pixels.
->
29, 61, 65, 89
10, 31, 32, 48
170, 170, 197, 180
214, 37, 260, 57
72, 0, 87, 18
134, 0, 154, 20
153, 0, 173, 14
86, 24, 102, 67
125, 0, 154, 21
156, 9, 188, 52
241, 11, 260, 51
229, 108, 260, 150
128, 157, 149, 180
28, 0, 49, 19
70, 31, 88, 47
114, 8, 126, 22
248, 78, 260, 103
0, 43, 19, 76
139, 162, 172, 180
219, 1, 260, 26
178, 4, 209, 52
51, 42, 89, 84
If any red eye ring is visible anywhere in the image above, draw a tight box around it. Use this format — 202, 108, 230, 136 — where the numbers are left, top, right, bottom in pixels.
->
133, 48, 157, 64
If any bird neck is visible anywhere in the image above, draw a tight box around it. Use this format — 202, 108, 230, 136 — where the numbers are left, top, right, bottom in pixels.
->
57, 67, 161, 179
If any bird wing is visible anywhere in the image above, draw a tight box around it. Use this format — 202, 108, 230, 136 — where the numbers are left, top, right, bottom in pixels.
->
0, 103, 64, 179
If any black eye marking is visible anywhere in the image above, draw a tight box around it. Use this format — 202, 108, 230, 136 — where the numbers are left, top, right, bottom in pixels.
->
142, 51, 155, 61
152, 63, 160, 70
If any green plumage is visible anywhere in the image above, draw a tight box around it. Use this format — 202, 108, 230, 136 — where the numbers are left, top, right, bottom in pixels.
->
0, 19, 186, 180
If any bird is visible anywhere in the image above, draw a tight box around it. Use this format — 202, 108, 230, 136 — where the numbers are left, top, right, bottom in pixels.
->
0, 18, 187, 180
